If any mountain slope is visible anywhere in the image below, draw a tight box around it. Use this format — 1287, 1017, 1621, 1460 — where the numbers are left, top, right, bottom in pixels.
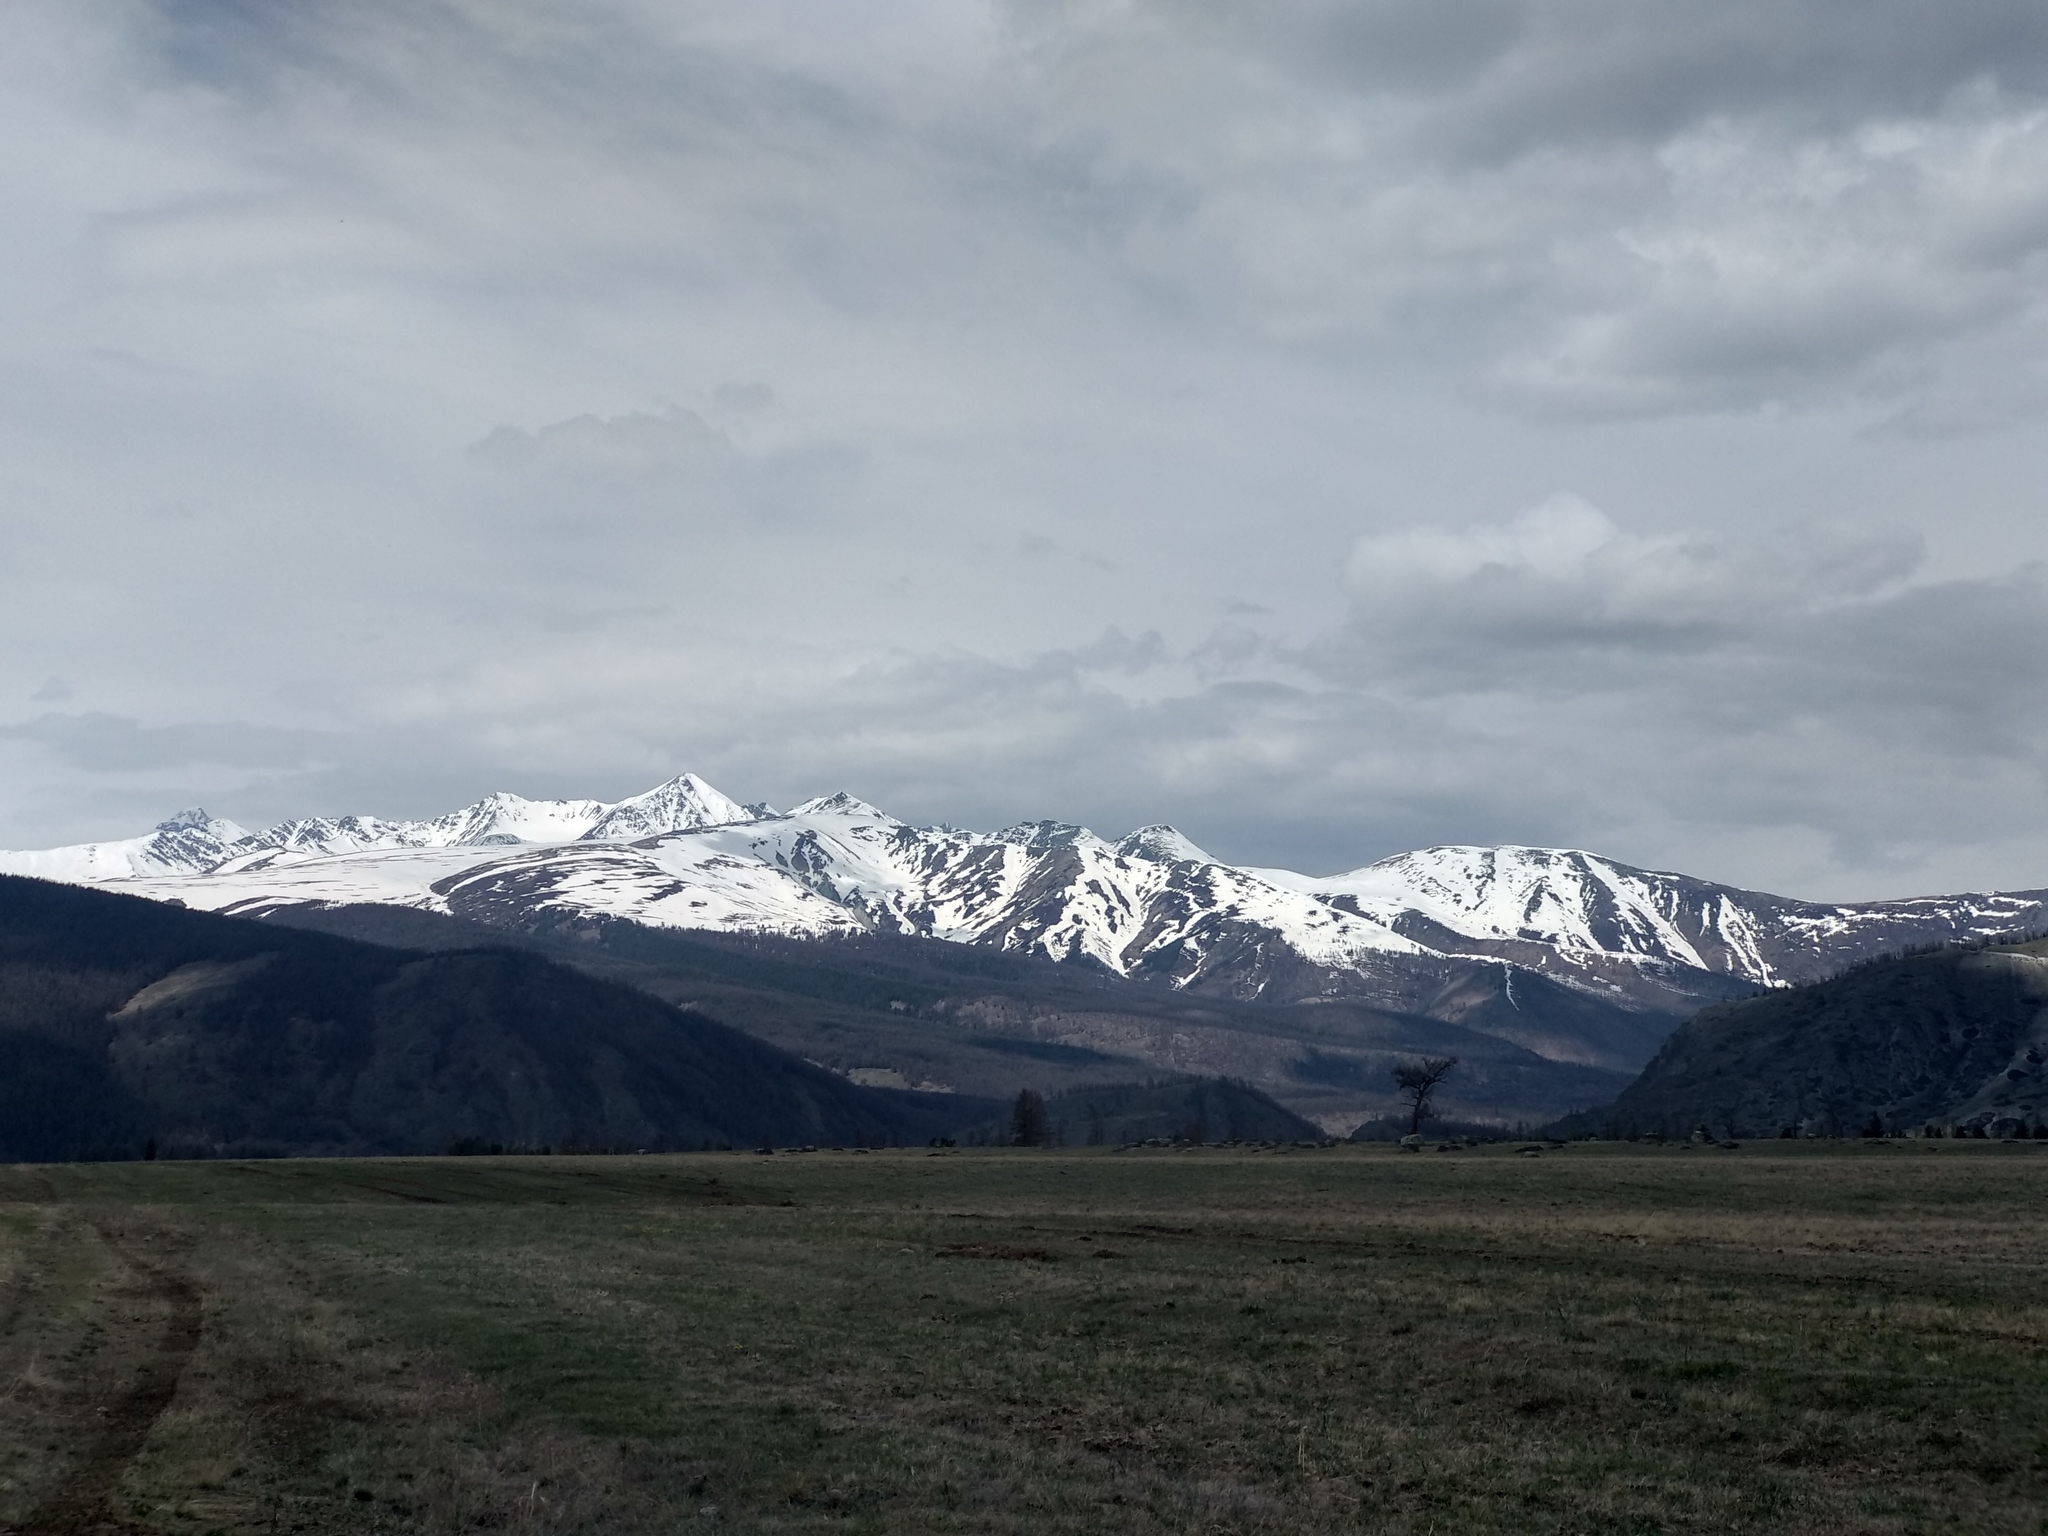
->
0, 875, 990, 1160
253, 902, 1636, 1132
1572, 938, 2048, 1138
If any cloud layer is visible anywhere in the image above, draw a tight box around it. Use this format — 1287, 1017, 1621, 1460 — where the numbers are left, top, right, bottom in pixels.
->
5, 2, 2048, 900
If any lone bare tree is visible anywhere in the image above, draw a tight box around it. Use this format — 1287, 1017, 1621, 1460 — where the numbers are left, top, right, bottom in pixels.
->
1393, 1056, 1458, 1136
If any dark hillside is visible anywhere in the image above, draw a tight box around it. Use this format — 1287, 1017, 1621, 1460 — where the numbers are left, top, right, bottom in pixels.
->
0, 876, 993, 1160
245, 902, 1160, 1098
252, 902, 1646, 1130
1562, 938, 2048, 1138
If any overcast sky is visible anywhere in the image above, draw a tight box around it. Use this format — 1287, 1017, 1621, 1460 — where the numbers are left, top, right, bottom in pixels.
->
6, 0, 2048, 898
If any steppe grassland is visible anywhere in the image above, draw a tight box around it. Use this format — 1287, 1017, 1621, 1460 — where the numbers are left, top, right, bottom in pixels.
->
0, 1143, 2043, 1535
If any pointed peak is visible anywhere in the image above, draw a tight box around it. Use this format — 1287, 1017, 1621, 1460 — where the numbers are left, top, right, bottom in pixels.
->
427, 788, 607, 846
152, 807, 250, 842
791, 792, 893, 819
580, 772, 752, 840
622, 772, 738, 806
132, 808, 253, 871
633, 771, 713, 797
1114, 824, 1213, 864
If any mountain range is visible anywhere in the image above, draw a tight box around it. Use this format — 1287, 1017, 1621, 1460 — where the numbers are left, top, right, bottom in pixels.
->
0, 773, 761, 882
9, 775, 2047, 1128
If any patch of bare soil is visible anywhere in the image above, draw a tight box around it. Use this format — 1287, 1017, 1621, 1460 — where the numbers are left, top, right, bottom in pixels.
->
936, 1242, 1060, 1262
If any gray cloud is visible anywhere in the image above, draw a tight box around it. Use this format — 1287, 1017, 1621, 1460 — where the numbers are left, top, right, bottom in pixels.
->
5, 2, 2048, 901
89, 0, 2048, 420
682, 509, 2048, 897
1162, 1, 2048, 150
8, 509, 2048, 904
0, 713, 335, 775
1341, 496, 1926, 671
469, 409, 733, 472
987, 3, 2048, 414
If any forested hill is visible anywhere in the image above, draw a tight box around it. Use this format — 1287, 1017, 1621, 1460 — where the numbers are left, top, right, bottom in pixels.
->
1563, 938, 2048, 1138
0, 875, 990, 1160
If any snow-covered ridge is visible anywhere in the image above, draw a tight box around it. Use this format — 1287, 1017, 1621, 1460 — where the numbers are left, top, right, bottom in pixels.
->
5, 780, 2046, 1002
1287, 845, 1760, 974
0, 774, 769, 884
0, 806, 255, 884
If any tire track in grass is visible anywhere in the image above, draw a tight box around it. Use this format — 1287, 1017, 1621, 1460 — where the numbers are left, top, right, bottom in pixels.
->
12, 1228, 202, 1536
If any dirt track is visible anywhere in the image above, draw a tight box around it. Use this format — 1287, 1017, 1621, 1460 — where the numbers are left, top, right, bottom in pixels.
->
1, 1222, 201, 1536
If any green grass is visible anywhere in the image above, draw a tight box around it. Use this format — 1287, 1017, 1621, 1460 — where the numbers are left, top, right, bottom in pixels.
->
3, 1141, 2045, 1534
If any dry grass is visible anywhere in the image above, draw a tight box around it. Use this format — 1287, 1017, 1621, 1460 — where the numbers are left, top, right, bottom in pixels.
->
0, 1141, 2043, 1534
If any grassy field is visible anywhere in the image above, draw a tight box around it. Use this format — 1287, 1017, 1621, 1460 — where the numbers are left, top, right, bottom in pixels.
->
0, 1142, 2043, 1535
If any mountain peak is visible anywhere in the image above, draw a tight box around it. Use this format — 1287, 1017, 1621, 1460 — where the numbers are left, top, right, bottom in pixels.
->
152, 808, 251, 844
791, 792, 893, 820
1114, 825, 1212, 864
582, 773, 753, 841
424, 790, 608, 846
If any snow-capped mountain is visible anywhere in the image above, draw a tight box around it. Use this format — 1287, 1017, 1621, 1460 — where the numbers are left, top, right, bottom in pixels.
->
428, 795, 1428, 992
60, 775, 774, 879
578, 773, 761, 842
1275, 845, 2048, 996
7, 779, 2046, 1042
0, 807, 254, 882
